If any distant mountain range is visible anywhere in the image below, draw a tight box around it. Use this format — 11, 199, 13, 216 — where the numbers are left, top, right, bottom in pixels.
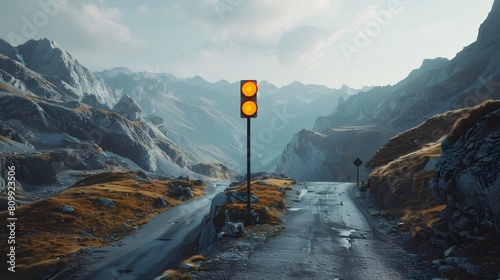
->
94, 68, 357, 171
0, 37, 367, 197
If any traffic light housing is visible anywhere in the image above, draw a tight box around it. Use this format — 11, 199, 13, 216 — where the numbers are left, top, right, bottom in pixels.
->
240, 80, 258, 118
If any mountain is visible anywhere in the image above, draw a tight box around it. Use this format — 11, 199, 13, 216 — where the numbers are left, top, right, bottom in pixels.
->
0, 38, 119, 108
315, 1, 500, 133
95, 70, 352, 172
314, 57, 451, 131
0, 39, 233, 199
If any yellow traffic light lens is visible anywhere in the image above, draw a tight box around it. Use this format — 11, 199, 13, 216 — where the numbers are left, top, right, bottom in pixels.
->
241, 101, 257, 116
242, 81, 257, 97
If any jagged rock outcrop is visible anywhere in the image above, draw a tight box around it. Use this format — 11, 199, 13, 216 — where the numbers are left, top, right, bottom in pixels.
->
112, 94, 143, 121
430, 100, 500, 278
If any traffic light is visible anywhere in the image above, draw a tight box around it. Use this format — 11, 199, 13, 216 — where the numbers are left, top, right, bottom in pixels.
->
240, 80, 258, 118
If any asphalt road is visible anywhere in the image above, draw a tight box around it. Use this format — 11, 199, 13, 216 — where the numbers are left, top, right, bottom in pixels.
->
67, 181, 229, 280
222, 182, 411, 280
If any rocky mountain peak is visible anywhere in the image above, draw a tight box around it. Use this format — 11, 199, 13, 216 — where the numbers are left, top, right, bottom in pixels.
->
0, 38, 16, 60
98, 67, 132, 78
17, 38, 73, 76
339, 84, 360, 95
476, 0, 500, 47
0, 38, 120, 107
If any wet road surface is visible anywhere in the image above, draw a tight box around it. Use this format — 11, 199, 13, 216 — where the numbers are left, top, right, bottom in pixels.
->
67, 181, 229, 280
224, 182, 411, 280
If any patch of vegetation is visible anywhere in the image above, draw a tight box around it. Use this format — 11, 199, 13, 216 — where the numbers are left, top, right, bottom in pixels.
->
447, 99, 500, 144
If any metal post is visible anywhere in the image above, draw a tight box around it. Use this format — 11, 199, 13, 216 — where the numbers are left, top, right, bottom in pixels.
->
356, 166, 359, 187
246, 117, 251, 224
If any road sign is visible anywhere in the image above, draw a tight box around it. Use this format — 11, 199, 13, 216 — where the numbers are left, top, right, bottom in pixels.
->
240, 80, 258, 118
353, 157, 363, 167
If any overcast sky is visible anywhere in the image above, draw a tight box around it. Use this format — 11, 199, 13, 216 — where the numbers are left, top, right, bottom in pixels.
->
0, 0, 495, 88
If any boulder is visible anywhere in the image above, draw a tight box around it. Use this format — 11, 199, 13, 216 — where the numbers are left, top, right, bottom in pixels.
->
154, 196, 168, 208
98, 198, 115, 208
183, 187, 193, 199
112, 94, 143, 121
171, 185, 193, 199
228, 192, 258, 203
222, 221, 245, 238
20, 155, 56, 184
210, 192, 228, 216
56, 205, 74, 213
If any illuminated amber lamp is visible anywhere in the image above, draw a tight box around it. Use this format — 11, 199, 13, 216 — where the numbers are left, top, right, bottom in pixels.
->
240, 80, 258, 118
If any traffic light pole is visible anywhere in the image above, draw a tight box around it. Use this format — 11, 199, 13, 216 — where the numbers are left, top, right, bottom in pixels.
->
356, 165, 359, 187
246, 117, 252, 224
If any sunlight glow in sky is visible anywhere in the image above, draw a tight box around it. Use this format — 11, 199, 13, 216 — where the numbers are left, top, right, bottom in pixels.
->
0, 0, 495, 88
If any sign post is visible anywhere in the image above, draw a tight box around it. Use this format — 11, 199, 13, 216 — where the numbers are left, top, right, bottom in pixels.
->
240, 80, 258, 225
353, 157, 363, 187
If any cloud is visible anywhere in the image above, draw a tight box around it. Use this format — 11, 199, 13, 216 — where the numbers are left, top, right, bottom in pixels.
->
168, 0, 338, 51
276, 25, 345, 70
63, 3, 146, 49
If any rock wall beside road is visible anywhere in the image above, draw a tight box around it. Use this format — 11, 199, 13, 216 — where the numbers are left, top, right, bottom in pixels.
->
430, 100, 500, 278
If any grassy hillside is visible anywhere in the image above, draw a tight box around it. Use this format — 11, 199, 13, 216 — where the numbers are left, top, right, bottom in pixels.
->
0, 171, 206, 278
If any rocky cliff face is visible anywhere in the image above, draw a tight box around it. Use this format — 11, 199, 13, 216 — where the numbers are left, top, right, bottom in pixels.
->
276, 127, 397, 181
430, 101, 500, 239
0, 88, 193, 197
429, 100, 500, 278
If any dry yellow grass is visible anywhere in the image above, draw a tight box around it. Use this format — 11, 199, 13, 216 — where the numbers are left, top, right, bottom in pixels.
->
160, 254, 207, 279
0, 135, 11, 142
181, 254, 207, 265
447, 99, 500, 144
371, 140, 443, 212
216, 179, 292, 227
369, 108, 470, 169
0, 171, 206, 278
74, 104, 90, 113
0, 83, 19, 94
